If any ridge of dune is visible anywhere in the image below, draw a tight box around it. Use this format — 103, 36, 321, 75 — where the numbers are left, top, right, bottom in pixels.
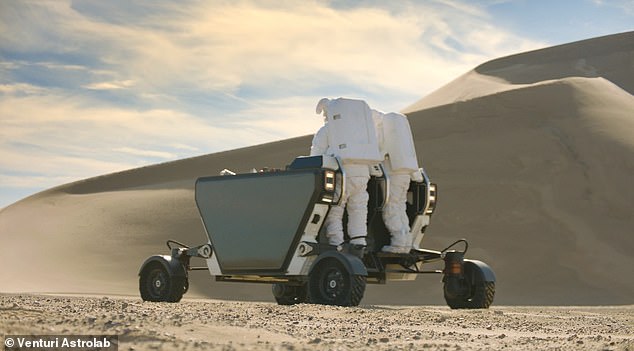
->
403, 30, 634, 113
40, 135, 313, 197
1, 32, 633, 305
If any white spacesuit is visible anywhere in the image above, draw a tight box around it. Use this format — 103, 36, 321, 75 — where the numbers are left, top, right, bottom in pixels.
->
373, 110, 422, 254
311, 98, 383, 251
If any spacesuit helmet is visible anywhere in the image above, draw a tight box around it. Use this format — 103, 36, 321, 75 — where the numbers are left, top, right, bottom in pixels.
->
316, 98, 330, 116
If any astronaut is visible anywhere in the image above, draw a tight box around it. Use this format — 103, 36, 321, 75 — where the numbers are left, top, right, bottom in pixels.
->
372, 110, 423, 254
311, 98, 383, 256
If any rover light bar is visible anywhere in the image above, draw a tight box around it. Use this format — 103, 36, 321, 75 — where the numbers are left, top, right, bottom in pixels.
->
324, 170, 336, 191
426, 183, 437, 215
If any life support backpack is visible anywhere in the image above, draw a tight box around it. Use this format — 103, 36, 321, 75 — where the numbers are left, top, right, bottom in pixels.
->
381, 112, 419, 172
323, 98, 382, 164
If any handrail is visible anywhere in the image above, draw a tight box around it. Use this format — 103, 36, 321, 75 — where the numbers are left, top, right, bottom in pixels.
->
334, 156, 346, 204
378, 163, 390, 209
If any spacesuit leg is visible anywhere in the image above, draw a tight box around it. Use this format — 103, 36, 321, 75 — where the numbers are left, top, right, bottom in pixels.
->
324, 201, 346, 246
381, 174, 412, 253
346, 175, 370, 246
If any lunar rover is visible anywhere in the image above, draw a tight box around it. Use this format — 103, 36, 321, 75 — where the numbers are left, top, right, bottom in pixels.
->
138, 155, 496, 308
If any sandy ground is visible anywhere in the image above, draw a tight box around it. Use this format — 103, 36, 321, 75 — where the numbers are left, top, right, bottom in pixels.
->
1, 294, 633, 351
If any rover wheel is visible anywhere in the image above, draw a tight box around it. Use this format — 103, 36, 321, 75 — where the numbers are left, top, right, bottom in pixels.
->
272, 283, 308, 305
183, 277, 189, 294
308, 258, 366, 307
443, 261, 495, 309
140, 263, 186, 303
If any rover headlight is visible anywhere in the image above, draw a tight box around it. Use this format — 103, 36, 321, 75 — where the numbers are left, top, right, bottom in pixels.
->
426, 183, 438, 215
324, 170, 336, 192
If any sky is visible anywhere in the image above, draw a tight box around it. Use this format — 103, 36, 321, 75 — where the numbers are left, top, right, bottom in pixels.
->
1, 0, 633, 208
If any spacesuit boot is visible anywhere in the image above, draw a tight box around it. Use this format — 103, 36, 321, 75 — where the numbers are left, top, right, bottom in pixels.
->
381, 229, 412, 254
343, 242, 367, 259
345, 175, 369, 259
344, 233, 367, 259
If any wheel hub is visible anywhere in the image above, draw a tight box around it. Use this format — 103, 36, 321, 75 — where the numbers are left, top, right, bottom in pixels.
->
147, 269, 167, 297
324, 269, 344, 297
308, 258, 365, 306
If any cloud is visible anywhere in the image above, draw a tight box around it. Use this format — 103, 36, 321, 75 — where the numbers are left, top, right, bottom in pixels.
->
169, 143, 199, 152
0, 0, 547, 207
224, 96, 325, 139
159, 1, 542, 102
83, 80, 135, 90
112, 147, 175, 160
597, 0, 634, 14
0, 83, 47, 95
2, 1, 545, 107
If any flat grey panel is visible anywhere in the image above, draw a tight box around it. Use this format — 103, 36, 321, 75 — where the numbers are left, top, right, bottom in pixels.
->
196, 172, 318, 272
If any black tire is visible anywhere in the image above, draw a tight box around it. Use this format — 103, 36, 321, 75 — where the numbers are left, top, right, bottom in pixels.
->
139, 263, 186, 303
308, 258, 366, 307
183, 278, 189, 295
444, 262, 495, 309
272, 283, 308, 305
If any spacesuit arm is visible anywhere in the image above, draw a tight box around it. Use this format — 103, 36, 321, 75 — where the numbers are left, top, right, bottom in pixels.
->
310, 125, 329, 156
371, 109, 386, 158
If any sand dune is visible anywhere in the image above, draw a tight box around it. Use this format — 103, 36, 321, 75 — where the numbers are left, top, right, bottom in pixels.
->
407, 76, 634, 305
403, 31, 634, 112
1, 32, 633, 305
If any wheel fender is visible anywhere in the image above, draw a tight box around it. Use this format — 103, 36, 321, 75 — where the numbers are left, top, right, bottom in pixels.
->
138, 255, 187, 278
309, 250, 368, 276
464, 259, 496, 282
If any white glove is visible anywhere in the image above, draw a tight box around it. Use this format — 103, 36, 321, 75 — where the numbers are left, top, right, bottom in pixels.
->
411, 169, 424, 182
370, 164, 383, 177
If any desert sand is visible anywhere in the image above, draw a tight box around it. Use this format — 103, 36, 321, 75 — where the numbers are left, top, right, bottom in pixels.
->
1, 294, 633, 350
1, 31, 634, 349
